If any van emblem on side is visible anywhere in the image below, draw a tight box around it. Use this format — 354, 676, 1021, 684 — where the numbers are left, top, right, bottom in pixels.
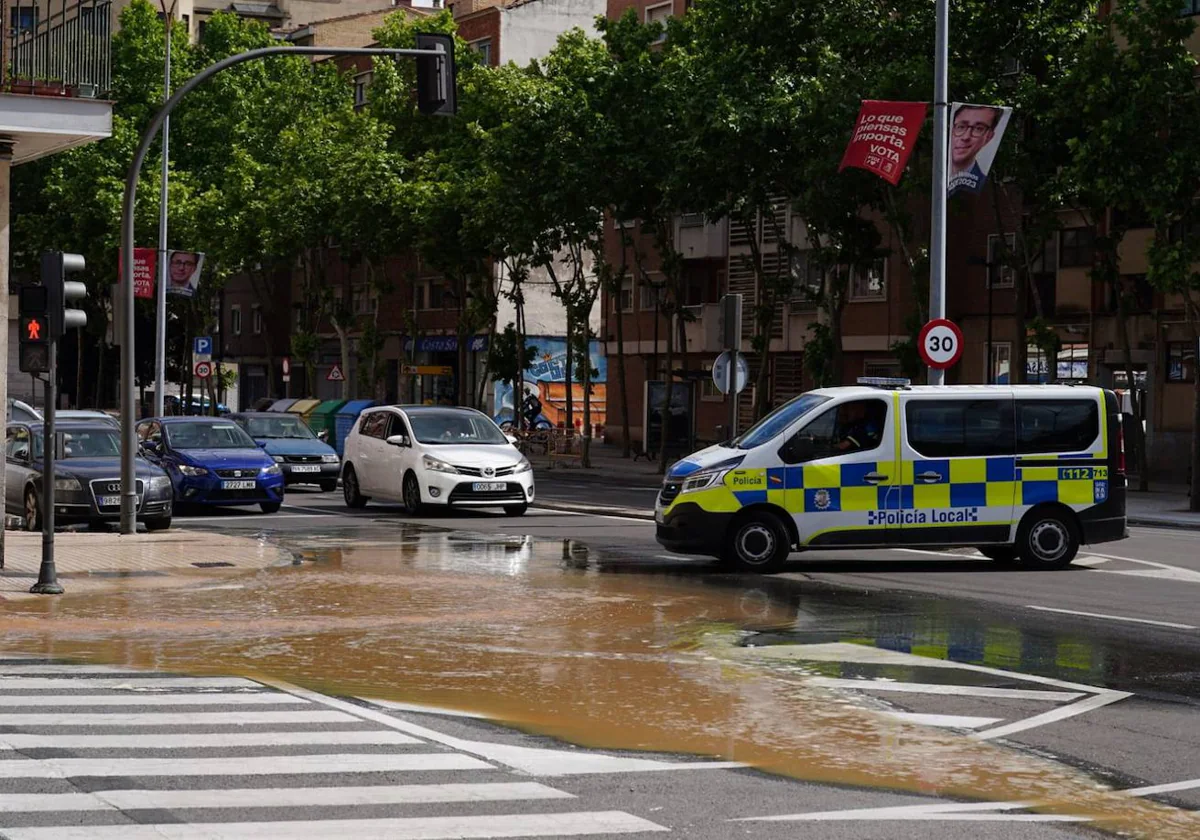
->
813, 489, 832, 511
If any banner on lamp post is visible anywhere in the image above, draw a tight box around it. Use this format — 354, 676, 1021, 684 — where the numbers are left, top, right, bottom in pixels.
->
838, 100, 928, 185
131, 248, 157, 300
947, 102, 1013, 197
165, 250, 205, 298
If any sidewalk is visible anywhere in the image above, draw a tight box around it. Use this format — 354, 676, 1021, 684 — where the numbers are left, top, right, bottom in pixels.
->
0, 531, 294, 600
1126, 487, 1200, 530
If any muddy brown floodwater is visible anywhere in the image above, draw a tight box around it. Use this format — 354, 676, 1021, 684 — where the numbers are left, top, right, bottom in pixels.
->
2, 524, 1198, 837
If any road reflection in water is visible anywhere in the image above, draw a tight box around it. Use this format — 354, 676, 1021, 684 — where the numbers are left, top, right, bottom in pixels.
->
1, 523, 1196, 838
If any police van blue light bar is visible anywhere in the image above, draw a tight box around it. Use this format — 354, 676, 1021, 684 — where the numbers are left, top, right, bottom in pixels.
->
857, 376, 911, 388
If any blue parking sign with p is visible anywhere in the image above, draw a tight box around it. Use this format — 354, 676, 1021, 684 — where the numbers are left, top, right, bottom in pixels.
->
194, 336, 212, 356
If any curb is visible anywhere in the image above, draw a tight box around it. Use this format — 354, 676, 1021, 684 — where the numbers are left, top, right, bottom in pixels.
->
1127, 516, 1200, 531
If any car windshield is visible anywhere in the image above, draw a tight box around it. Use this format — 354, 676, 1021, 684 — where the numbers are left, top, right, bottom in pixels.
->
166, 421, 256, 450
33, 428, 121, 459
244, 416, 314, 439
731, 393, 830, 450
407, 410, 508, 446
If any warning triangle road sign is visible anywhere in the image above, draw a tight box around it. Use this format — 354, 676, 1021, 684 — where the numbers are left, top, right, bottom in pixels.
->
326, 364, 345, 382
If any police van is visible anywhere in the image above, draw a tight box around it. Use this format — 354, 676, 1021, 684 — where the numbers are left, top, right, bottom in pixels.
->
655, 380, 1127, 573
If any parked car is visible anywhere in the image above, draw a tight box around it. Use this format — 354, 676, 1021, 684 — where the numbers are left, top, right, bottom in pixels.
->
6, 399, 40, 423
341, 405, 534, 516
56, 410, 119, 428
5, 421, 173, 531
135, 417, 284, 513
163, 396, 230, 416
227, 412, 340, 492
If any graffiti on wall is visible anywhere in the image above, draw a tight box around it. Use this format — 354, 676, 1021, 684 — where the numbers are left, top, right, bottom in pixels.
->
494, 337, 608, 430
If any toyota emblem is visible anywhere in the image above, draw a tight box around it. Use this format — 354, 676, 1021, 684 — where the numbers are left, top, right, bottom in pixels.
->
482, 466, 495, 478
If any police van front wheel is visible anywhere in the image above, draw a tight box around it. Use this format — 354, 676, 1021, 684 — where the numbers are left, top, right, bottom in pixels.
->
1016, 508, 1080, 570
722, 512, 791, 574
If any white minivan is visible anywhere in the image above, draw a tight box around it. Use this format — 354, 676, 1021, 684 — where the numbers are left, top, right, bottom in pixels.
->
341, 405, 535, 516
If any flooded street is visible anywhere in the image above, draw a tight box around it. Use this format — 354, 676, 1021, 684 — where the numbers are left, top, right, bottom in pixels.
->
2, 518, 1199, 837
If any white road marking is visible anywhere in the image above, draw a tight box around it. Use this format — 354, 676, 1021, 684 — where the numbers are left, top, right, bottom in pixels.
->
0, 710, 358, 726
0, 664, 144, 675
0, 676, 258, 690
0, 753, 490, 779
1025, 605, 1197, 630
883, 712, 1002, 729
0, 812, 668, 839
807, 678, 1084, 702
971, 690, 1130, 741
1124, 777, 1200, 797
1078, 552, 1200, 584
0, 730, 420, 750
0, 783, 574, 813
359, 697, 490, 719
273, 681, 745, 776
0, 693, 308, 707
532, 506, 653, 523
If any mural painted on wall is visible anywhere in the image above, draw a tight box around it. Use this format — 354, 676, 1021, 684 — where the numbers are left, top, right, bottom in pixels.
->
494, 337, 608, 431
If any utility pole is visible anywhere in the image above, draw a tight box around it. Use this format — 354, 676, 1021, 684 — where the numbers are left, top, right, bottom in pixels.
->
153, 1, 176, 418
928, 0, 949, 386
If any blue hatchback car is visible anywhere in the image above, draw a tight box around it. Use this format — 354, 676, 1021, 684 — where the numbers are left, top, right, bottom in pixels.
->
135, 417, 284, 513
227, 412, 340, 492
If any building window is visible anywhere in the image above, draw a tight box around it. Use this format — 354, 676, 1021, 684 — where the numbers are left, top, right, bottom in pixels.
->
10, 7, 37, 31
679, 212, 704, 228
351, 286, 377, 315
198, 18, 207, 41
471, 38, 492, 65
640, 280, 661, 312
1059, 227, 1094, 268
1167, 341, 1196, 382
849, 258, 886, 301
353, 72, 372, 109
1182, 0, 1200, 16
251, 305, 263, 335
613, 217, 636, 230
987, 233, 1016, 288
1028, 343, 1089, 383
863, 359, 902, 378
645, 1, 672, 40
989, 342, 1012, 384
1107, 274, 1155, 312
700, 360, 721, 401
615, 276, 633, 313
789, 250, 823, 304
231, 306, 242, 336
414, 283, 426, 311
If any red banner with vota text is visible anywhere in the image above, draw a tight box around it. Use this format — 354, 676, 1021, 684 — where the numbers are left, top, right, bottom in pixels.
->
132, 248, 157, 299
838, 100, 928, 185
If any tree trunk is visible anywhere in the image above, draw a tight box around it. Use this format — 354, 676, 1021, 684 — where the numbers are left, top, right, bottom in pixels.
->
1106, 247, 1149, 492
1186, 297, 1200, 511
616, 237, 631, 458
581, 318, 593, 468
657, 309, 675, 475
335, 323, 351, 401
677, 302, 691, 450
514, 284, 526, 432
564, 306, 575, 433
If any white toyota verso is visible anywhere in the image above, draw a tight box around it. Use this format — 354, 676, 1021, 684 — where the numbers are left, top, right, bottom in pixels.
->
341, 405, 534, 516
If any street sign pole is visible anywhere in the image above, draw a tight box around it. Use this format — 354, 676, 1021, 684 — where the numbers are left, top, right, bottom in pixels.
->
928, 0, 950, 386
721, 293, 743, 440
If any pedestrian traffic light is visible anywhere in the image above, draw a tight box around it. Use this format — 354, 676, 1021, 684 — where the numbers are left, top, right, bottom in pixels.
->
18, 285, 49, 373
415, 32, 456, 117
42, 251, 87, 339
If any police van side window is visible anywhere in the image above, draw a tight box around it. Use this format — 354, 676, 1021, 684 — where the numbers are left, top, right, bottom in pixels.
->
906, 400, 1014, 458
1016, 400, 1099, 454
780, 399, 886, 464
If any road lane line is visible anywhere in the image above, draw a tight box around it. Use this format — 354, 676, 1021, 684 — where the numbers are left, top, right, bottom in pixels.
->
0, 731, 420, 750
0, 753, 491, 779
0, 676, 259, 690
359, 697, 490, 719
883, 712, 1002, 729
0, 812, 669, 839
0, 710, 358, 726
971, 690, 1130, 741
0, 664, 145, 675
0, 693, 308, 707
1024, 605, 1196, 630
807, 678, 1084, 702
1124, 777, 1200, 797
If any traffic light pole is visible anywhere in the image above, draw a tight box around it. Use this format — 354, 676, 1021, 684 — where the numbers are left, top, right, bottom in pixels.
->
118, 45, 449, 533
30, 337, 62, 594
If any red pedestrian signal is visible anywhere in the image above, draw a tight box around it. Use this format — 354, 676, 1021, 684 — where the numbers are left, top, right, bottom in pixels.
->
21, 316, 47, 343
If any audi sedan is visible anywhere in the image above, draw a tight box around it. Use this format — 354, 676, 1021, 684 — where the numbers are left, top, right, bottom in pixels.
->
135, 417, 284, 513
5, 421, 173, 531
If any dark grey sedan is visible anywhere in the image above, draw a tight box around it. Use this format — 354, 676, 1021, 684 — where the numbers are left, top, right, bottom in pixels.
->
5, 421, 173, 531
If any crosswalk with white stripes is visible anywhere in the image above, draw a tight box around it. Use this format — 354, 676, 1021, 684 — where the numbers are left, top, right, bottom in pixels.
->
0, 659, 675, 838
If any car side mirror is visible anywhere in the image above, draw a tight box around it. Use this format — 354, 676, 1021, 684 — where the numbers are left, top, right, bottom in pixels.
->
140, 440, 160, 455
505, 434, 518, 445
254, 439, 268, 448
385, 434, 410, 448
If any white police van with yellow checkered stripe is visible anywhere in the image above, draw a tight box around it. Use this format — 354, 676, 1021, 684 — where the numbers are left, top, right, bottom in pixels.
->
655, 379, 1127, 573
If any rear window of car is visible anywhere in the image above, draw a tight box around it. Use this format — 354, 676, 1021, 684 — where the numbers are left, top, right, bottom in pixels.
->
906, 399, 1014, 458
1016, 399, 1099, 454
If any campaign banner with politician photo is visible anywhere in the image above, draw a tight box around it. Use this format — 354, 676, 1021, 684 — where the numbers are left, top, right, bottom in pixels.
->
947, 102, 1013, 197
166, 250, 205, 298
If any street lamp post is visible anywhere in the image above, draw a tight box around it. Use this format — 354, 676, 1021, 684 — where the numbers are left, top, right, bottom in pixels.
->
154, 1, 176, 419
928, 0, 950, 386
119, 44, 451, 533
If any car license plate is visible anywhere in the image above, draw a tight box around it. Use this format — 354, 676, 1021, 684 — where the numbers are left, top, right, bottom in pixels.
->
472, 482, 506, 492
222, 480, 257, 490
290, 465, 320, 473
99, 495, 120, 507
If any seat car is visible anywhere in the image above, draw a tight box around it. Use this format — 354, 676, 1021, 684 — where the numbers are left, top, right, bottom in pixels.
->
227, 412, 340, 491
135, 417, 284, 513
5, 421, 173, 531
341, 405, 534, 516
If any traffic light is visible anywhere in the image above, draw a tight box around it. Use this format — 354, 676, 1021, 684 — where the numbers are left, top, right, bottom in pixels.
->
415, 32, 456, 117
18, 285, 49, 373
42, 251, 87, 339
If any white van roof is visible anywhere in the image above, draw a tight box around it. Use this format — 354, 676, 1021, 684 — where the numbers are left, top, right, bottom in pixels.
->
810, 384, 1106, 399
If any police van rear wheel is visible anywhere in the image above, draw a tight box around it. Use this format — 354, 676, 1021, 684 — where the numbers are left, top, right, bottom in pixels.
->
723, 512, 791, 574
1016, 508, 1079, 570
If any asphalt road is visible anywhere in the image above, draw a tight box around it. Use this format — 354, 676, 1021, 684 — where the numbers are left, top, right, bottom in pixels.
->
154, 475, 1200, 835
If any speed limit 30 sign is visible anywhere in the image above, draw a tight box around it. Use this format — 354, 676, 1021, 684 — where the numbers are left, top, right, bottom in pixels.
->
917, 318, 964, 370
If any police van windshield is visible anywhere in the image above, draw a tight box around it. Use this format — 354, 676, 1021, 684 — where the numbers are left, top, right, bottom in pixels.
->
730, 393, 830, 450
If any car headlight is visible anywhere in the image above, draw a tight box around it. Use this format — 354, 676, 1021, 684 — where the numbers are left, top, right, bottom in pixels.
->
321, 454, 340, 463
679, 470, 724, 494
262, 464, 282, 476
149, 475, 172, 490
273, 455, 285, 464
512, 457, 532, 475
54, 477, 82, 491
177, 464, 207, 477
422, 455, 458, 474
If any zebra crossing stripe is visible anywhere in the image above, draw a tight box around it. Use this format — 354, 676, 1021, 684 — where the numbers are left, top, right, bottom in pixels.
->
0, 811, 669, 839
0, 664, 155, 675
0, 677, 259, 689
0, 753, 491, 779
0, 693, 308, 707
0, 710, 357, 726
0, 730, 420, 749
0, 783, 574, 812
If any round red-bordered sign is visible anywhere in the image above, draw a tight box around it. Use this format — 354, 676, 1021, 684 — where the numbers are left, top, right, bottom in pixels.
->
194, 360, 213, 380
917, 318, 964, 370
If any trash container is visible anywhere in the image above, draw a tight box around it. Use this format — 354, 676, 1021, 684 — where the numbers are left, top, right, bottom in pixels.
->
334, 399, 377, 457
287, 398, 320, 422
307, 400, 346, 439
252, 398, 275, 412
268, 398, 297, 413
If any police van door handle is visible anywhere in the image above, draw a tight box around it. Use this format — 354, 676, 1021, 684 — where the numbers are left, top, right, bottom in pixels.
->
916, 471, 943, 483
864, 472, 889, 484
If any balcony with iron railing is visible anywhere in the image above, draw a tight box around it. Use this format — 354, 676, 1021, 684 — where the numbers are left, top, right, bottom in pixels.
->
5, 0, 112, 98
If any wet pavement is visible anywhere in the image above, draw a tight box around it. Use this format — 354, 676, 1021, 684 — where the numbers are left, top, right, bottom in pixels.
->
0, 506, 1198, 836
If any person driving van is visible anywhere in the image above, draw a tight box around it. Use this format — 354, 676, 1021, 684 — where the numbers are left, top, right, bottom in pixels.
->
836, 401, 880, 452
